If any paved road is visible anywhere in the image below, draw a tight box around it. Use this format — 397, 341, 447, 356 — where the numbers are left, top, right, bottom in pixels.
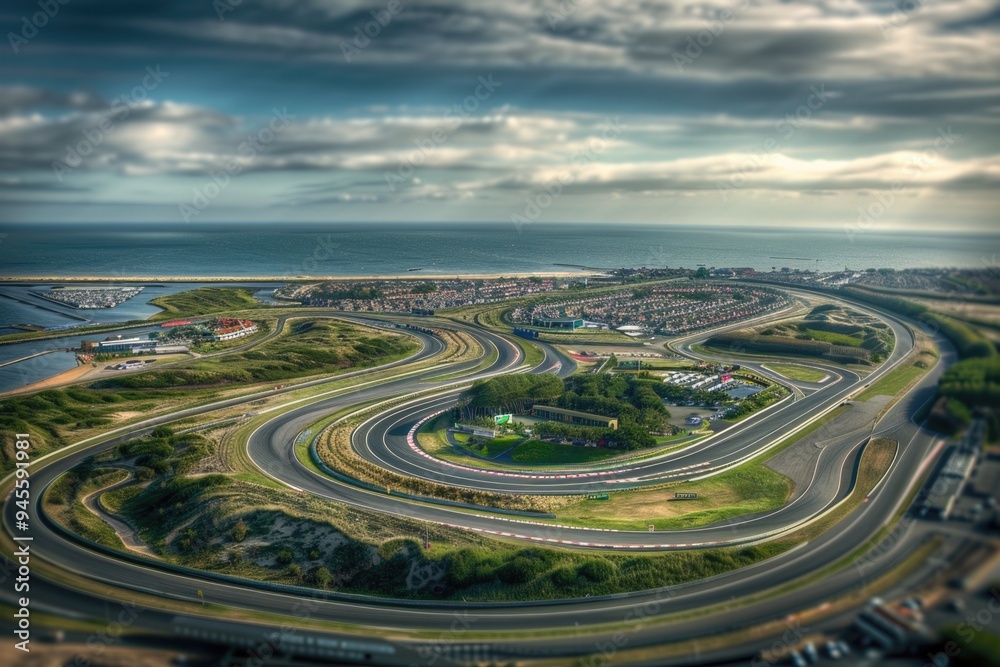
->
0, 291, 954, 663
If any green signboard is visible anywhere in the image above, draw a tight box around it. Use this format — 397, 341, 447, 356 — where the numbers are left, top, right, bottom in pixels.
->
494, 414, 512, 425
586, 493, 610, 501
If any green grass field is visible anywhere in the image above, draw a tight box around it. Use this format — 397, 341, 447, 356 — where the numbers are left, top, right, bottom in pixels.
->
148, 287, 264, 320
91, 319, 417, 390
800, 327, 864, 347
856, 362, 930, 401
415, 417, 526, 467
550, 464, 790, 531
547, 403, 852, 531
462, 434, 524, 459
764, 363, 830, 383
653, 432, 695, 445
0, 319, 419, 477
509, 440, 623, 464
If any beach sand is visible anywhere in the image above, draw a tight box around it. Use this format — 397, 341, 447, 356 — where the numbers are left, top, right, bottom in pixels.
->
1, 354, 191, 396
3, 362, 98, 395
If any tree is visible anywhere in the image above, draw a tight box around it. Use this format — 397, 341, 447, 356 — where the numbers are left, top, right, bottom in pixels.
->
231, 519, 248, 542
946, 399, 972, 428
578, 558, 616, 582
331, 541, 372, 577
314, 567, 332, 588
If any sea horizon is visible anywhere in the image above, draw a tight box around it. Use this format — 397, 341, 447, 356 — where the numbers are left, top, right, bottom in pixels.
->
0, 223, 996, 280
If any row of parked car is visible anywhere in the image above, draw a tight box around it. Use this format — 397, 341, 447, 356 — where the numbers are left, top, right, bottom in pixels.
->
787, 639, 851, 665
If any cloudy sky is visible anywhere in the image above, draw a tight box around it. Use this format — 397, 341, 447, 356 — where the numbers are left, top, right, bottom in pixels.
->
1, 0, 998, 230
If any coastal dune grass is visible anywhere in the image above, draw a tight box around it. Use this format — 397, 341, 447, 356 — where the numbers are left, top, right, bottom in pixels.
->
149, 287, 263, 320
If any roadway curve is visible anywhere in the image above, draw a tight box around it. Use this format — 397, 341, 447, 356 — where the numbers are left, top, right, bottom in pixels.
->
1, 290, 953, 664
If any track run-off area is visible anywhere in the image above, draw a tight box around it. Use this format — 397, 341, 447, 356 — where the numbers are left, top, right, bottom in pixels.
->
1, 286, 957, 664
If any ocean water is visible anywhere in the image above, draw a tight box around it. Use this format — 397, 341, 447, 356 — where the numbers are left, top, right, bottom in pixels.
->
0, 223, 995, 279
0, 222, 996, 393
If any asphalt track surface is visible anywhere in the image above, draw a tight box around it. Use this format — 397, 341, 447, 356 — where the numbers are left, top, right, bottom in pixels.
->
0, 290, 954, 663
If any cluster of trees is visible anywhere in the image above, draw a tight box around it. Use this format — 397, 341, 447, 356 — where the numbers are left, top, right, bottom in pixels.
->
841, 286, 996, 360
842, 287, 997, 439
922, 312, 996, 359
111, 427, 211, 479
725, 385, 787, 420
437, 540, 784, 600
939, 358, 1000, 409
462, 373, 564, 417
707, 331, 873, 364
558, 373, 671, 435
530, 420, 657, 450
266, 537, 373, 588
461, 373, 676, 450
446, 547, 616, 590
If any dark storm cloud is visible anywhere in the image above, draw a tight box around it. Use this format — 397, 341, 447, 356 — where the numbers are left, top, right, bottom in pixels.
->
1, 0, 997, 226
0, 86, 105, 116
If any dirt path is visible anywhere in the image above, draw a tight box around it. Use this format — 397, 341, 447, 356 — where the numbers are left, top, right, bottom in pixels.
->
81, 470, 156, 557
